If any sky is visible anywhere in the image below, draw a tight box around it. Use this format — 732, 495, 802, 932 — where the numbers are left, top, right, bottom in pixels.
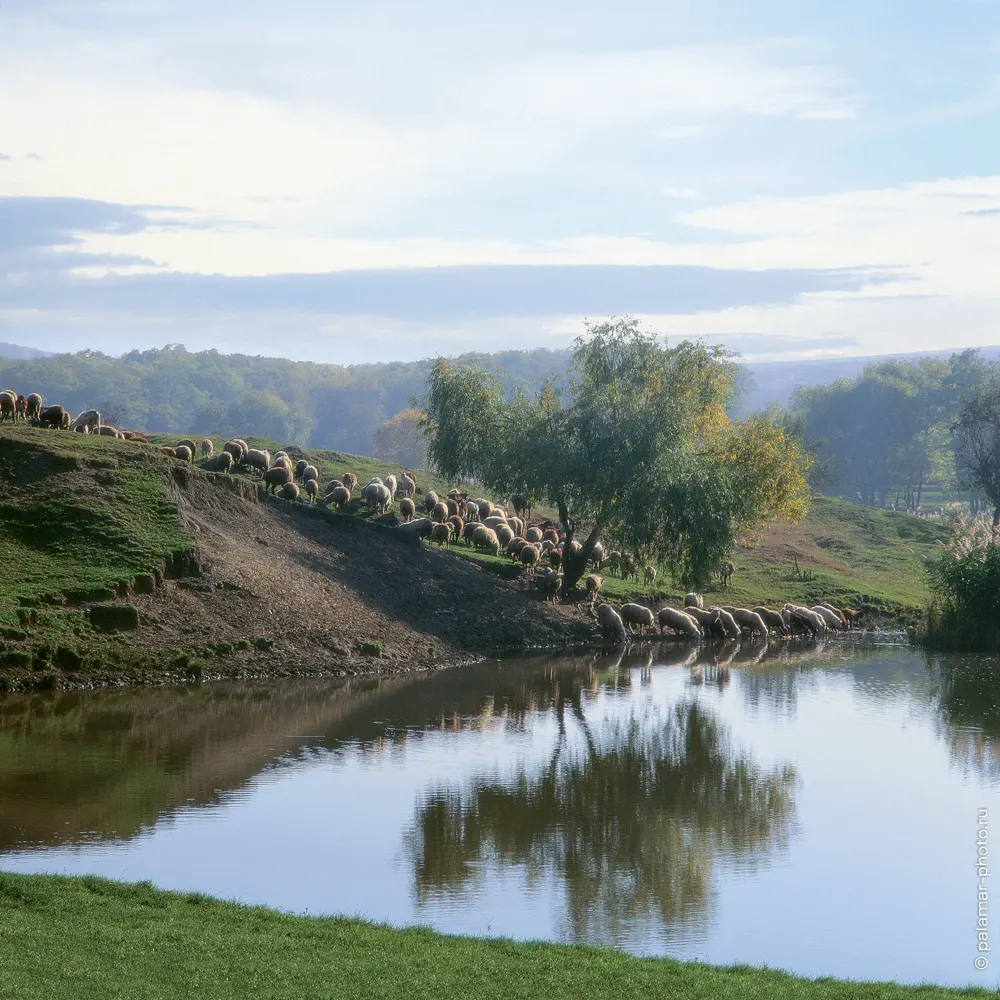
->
3, 0, 1000, 365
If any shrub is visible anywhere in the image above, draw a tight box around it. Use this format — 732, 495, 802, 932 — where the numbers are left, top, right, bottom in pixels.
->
922, 511, 1000, 653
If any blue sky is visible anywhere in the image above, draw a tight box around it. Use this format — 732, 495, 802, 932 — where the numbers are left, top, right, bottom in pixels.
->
2, 1, 1000, 364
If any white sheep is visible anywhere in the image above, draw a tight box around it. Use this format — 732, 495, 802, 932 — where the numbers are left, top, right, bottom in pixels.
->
620, 603, 655, 635
71, 409, 101, 434
596, 603, 627, 641
684, 593, 704, 609
242, 449, 271, 477
472, 525, 501, 556
722, 606, 769, 639
201, 439, 214, 459
811, 605, 846, 630
657, 606, 702, 641
399, 497, 415, 522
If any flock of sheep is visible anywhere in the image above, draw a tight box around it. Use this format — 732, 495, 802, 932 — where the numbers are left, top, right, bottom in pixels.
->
8, 405, 869, 646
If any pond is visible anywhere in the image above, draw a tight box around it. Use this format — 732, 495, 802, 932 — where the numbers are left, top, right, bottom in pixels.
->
1, 640, 997, 987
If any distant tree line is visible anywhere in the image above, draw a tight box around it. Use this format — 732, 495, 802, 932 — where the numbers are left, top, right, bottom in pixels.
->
0, 344, 574, 456
782, 349, 1000, 510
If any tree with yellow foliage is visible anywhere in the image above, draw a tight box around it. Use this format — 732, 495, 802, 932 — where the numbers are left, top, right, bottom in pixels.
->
425, 317, 810, 592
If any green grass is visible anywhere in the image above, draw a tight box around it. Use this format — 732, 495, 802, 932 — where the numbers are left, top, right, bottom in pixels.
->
0, 428, 190, 616
0, 873, 987, 1000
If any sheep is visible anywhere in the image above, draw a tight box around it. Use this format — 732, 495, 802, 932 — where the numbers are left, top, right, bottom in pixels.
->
586, 574, 603, 602
464, 500, 480, 522
810, 605, 845, 631
399, 497, 415, 522
397, 475, 415, 498
327, 485, 352, 509
596, 603, 627, 641
71, 409, 101, 434
472, 525, 501, 556
295, 459, 309, 480
201, 439, 214, 459
709, 607, 742, 639
302, 465, 319, 485
643, 565, 658, 585
273, 456, 293, 472
279, 481, 300, 501
424, 491, 439, 514
325, 479, 345, 494
818, 603, 850, 629
684, 593, 704, 610
216, 451, 234, 474
363, 482, 392, 514
475, 499, 493, 519
496, 525, 515, 549
384, 474, 397, 498
397, 516, 434, 543
658, 606, 702, 641
685, 606, 728, 639
15, 395, 27, 420
752, 607, 790, 636
620, 603, 655, 635
590, 543, 606, 570
548, 547, 562, 569
26, 393, 42, 421
430, 501, 449, 523
483, 515, 508, 532
722, 606, 769, 639
159, 446, 177, 457
173, 444, 193, 462
542, 528, 560, 546
533, 567, 561, 602
223, 440, 245, 464
508, 536, 528, 560
463, 521, 480, 546
520, 543, 541, 577
0, 391, 15, 423
342, 472, 358, 491
507, 516, 524, 539
621, 554, 638, 580
97, 426, 122, 438
782, 604, 826, 635
431, 522, 451, 546
721, 560, 736, 588
177, 438, 197, 453
447, 514, 465, 540
265, 466, 293, 494
607, 551, 622, 576
242, 449, 271, 478
274, 451, 290, 463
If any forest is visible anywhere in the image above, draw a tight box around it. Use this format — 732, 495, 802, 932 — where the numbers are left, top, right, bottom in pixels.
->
2, 341, 997, 512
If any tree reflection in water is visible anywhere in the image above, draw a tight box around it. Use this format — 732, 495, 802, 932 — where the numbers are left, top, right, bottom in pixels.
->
409, 688, 797, 947
931, 653, 1000, 782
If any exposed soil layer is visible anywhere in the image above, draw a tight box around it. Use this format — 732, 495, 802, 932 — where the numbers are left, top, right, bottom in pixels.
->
4, 467, 599, 690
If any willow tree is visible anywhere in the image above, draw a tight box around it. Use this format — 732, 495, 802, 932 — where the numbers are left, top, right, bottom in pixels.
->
424, 317, 810, 591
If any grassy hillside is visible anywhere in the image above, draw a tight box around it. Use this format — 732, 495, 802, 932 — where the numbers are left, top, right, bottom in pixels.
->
0, 873, 988, 1000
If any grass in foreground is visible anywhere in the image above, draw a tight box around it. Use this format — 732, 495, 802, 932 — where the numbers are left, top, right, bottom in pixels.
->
0, 873, 987, 1000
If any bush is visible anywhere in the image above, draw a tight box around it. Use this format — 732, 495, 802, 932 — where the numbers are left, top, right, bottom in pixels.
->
922, 511, 1000, 653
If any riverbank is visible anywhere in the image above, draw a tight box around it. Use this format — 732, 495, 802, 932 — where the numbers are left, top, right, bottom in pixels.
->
0, 872, 988, 999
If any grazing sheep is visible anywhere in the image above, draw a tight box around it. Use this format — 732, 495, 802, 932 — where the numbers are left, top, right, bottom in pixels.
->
97, 426, 121, 438
173, 444, 193, 462
475, 499, 493, 519
424, 491, 439, 514
658, 606, 702, 641
586, 574, 603, 602
177, 439, 197, 453
684, 593, 704, 610
533, 567, 561, 602
274, 451, 290, 463
542, 528, 560, 546
709, 607, 742, 639
548, 547, 562, 569
596, 603, 627, 641
430, 501, 449, 523
216, 451, 234, 474
327, 485, 351, 508
520, 543, 541, 577
683, 606, 728, 639
201, 439, 214, 459
447, 514, 465, 540
472, 525, 501, 556
399, 497, 416, 522
301, 465, 319, 484
265, 466, 293, 493
431, 522, 451, 546
782, 604, 826, 635
71, 409, 101, 434
342, 472, 358, 491
621, 554, 638, 580
841, 607, 867, 629
620, 603, 655, 635
242, 449, 271, 477
325, 479, 345, 494
810, 605, 845, 631
363, 482, 392, 514
463, 521, 480, 546
721, 560, 736, 588
0, 391, 15, 423
752, 607, 790, 636
159, 446, 177, 457
26, 393, 42, 421
643, 564, 658, 585
397, 475, 415, 498
295, 459, 309, 480
273, 456, 293, 473
385, 474, 397, 497
397, 516, 434, 543
15, 395, 27, 420
508, 536, 528, 560
722, 607, 769, 639
819, 602, 850, 629
483, 515, 508, 533
279, 482, 300, 501
223, 440, 245, 464
590, 543, 606, 570
496, 525, 515, 549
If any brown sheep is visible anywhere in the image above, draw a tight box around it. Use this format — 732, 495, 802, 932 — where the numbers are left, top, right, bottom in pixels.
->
424, 491, 439, 514
342, 472, 358, 491
430, 501, 449, 523
174, 444, 193, 461
265, 466, 293, 494
279, 481, 300, 501
447, 514, 464, 540
26, 393, 42, 421
327, 485, 351, 508
216, 452, 234, 474
201, 439, 214, 459
305, 479, 319, 503
586, 574, 603, 602
0, 393, 16, 423
431, 522, 451, 546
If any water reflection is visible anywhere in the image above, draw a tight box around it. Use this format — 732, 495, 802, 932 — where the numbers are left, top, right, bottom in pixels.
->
409, 698, 797, 947
931, 653, 1000, 781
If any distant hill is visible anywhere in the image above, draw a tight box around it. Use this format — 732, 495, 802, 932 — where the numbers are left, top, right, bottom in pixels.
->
738, 346, 1000, 415
0, 342, 50, 361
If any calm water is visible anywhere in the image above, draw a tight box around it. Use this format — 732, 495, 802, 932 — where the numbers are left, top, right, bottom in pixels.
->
1, 640, 998, 986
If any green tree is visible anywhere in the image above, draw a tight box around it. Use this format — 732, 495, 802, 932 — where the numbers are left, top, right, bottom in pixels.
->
371, 409, 429, 469
424, 318, 811, 591
953, 376, 1000, 528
